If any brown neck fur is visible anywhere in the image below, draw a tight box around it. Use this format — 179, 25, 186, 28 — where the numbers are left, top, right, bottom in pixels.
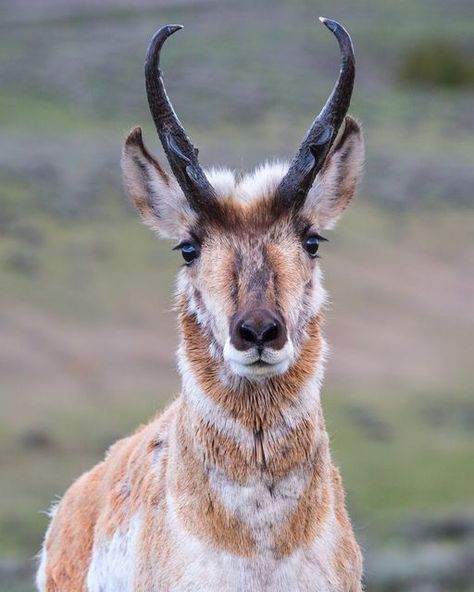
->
178, 301, 329, 481
171, 302, 335, 556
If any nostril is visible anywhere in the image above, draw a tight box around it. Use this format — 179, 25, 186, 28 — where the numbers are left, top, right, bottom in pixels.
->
232, 312, 285, 351
239, 322, 258, 344
260, 322, 279, 344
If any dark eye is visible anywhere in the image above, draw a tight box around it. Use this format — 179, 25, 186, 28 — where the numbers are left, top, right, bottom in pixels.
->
179, 242, 200, 265
304, 235, 326, 258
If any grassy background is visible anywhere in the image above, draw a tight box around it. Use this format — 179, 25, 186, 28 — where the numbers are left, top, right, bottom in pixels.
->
0, 0, 473, 590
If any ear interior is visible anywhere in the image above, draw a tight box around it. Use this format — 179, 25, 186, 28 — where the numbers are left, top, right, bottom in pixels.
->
303, 115, 365, 229
121, 127, 196, 239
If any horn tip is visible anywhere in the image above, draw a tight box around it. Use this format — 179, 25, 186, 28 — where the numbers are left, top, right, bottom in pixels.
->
154, 24, 183, 40
167, 24, 184, 33
150, 24, 183, 39
318, 16, 354, 57
318, 16, 338, 33
145, 24, 183, 70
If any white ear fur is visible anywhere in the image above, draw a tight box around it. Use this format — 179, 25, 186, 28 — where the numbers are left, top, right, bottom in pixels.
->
302, 116, 365, 229
121, 127, 196, 239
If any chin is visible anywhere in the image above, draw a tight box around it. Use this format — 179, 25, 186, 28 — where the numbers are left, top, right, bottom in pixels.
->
228, 359, 291, 380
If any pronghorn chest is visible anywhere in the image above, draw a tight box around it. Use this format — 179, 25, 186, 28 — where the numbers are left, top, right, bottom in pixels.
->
207, 466, 310, 548
86, 471, 338, 592
161, 469, 338, 591
161, 545, 337, 592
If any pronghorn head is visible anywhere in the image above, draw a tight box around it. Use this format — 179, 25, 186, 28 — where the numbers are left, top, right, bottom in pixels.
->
122, 19, 364, 381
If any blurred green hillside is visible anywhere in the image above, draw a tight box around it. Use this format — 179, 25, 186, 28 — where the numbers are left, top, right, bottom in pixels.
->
0, 0, 473, 590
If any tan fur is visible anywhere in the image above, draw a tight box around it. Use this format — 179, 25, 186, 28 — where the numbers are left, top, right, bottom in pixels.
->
181, 311, 322, 431
37, 116, 365, 591
44, 465, 102, 590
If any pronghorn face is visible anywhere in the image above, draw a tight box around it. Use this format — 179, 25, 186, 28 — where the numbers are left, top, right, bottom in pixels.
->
184, 201, 317, 379
122, 117, 364, 379
122, 18, 363, 380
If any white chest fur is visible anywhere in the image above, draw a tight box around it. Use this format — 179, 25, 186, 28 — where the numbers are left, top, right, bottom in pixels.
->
208, 466, 309, 550
86, 513, 142, 592
83, 479, 339, 592
165, 493, 339, 592
163, 475, 340, 592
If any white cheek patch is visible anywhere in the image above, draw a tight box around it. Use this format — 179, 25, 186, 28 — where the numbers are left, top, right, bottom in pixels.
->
310, 266, 328, 316
200, 288, 231, 347
177, 270, 230, 349
285, 265, 327, 354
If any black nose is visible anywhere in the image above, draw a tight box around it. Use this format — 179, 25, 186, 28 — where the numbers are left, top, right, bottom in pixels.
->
231, 308, 286, 352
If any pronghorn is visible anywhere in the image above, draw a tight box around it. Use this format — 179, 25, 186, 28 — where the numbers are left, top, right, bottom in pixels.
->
37, 17, 365, 592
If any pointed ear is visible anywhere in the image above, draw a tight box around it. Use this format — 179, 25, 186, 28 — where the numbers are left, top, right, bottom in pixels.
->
302, 116, 364, 229
121, 127, 196, 239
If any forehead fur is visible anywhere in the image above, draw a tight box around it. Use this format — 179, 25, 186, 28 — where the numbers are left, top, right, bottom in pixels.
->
205, 162, 289, 204
195, 162, 309, 239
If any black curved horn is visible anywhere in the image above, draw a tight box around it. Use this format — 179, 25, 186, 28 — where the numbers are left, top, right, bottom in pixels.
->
145, 25, 217, 212
275, 18, 355, 209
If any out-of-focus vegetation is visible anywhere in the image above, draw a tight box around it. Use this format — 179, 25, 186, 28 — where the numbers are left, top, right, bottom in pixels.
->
400, 40, 474, 88
0, 0, 473, 590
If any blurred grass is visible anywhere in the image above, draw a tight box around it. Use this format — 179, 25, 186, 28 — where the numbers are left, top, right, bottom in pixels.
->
400, 40, 474, 88
0, 1, 473, 590
327, 388, 474, 532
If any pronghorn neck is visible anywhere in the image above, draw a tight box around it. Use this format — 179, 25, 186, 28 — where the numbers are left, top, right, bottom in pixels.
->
169, 305, 334, 558
177, 304, 328, 479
